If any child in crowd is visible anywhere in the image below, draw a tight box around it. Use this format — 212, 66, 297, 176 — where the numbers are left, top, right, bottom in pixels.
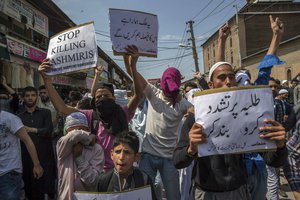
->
57, 112, 104, 200
96, 131, 157, 200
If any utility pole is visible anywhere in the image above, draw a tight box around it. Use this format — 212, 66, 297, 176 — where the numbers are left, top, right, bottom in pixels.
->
187, 20, 200, 72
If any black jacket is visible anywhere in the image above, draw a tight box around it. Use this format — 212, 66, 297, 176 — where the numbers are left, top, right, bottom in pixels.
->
173, 113, 287, 192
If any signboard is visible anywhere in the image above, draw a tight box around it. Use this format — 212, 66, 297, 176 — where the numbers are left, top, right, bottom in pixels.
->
46, 22, 97, 76
74, 185, 152, 200
7, 37, 46, 62
0, 0, 49, 37
109, 8, 158, 57
194, 86, 276, 157
52, 75, 87, 88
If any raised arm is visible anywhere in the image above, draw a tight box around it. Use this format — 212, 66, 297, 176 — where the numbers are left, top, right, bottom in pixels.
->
124, 45, 146, 114
267, 15, 284, 55
216, 22, 230, 62
91, 66, 104, 98
254, 15, 284, 86
38, 58, 78, 116
1, 75, 15, 95
1, 75, 19, 113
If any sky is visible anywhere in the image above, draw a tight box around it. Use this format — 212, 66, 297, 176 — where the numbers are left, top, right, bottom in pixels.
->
52, 0, 248, 80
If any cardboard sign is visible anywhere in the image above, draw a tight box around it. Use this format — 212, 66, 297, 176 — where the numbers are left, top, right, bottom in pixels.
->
194, 86, 277, 157
109, 8, 158, 57
73, 185, 152, 200
46, 22, 97, 75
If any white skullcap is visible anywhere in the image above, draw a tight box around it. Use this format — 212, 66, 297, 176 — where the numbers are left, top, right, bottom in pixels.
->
278, 89, 288, 94
281, 80, 288, 85
208, 62, 232, 81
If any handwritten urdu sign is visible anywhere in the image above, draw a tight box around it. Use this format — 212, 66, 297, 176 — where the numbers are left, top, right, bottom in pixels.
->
46, 22, 97, 75
109, 8, 158, 57
194, 86, 277, 157
73, 185, 152, 200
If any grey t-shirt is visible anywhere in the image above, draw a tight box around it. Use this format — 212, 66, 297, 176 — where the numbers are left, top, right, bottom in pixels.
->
142, 84, 192, 158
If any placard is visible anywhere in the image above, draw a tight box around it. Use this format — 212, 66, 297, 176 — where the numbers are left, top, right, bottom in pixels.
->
194, 86, 276, 157
73, 185, 152, 200
46, 22, 97, 75
109, 8, 158, 57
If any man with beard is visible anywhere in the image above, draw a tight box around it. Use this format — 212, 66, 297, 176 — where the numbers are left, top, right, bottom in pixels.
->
38, 54, 142, 172
18, 86, 55, 200
38, 85, 57, 127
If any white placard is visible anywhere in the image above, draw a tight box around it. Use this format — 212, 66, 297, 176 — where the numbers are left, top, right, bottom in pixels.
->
73, 185, 152, 200
109, 8, 158, 57
194, 86, 276, 157
46, 22, 97, 75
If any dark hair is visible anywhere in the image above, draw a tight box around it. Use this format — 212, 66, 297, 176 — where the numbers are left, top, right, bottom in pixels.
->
69, 91, 82, 102
291, 79, 298, 83
98, 83, 114, 96
113, 131, 139, 154
38, 85, 46, 90
269, 77, 276, 82
77, 97, 93, 109
275, 79, 281, 86
184, 82, 198, 91
22, 86, 37, 97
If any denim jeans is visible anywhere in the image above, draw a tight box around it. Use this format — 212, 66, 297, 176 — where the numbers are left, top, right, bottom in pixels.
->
139, 152, 180, 200
0, 171, 22, 200
247, 164, 268, 200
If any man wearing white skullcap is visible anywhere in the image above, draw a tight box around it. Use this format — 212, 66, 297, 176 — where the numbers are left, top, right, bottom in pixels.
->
174, 16, 287, 200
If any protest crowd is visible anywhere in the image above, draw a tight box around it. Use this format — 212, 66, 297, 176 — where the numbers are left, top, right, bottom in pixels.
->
0, 7, 300, 200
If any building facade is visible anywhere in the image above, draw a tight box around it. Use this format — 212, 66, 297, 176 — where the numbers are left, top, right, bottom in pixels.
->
0, 0, 132, 90
202, 1, 300, 81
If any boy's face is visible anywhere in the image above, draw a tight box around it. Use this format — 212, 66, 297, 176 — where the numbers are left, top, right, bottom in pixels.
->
111, 143, 139, 177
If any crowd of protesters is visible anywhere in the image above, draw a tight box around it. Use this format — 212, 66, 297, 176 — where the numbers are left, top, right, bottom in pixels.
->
0, 15, 299, 200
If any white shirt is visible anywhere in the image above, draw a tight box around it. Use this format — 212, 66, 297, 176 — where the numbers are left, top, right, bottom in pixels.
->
0, 111, 24, 176
142, 84, 192, 158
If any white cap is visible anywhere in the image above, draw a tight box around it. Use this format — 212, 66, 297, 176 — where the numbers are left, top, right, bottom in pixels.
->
208, 62, 232, 81
278, 89, 288, 94
281, 80, 288, 85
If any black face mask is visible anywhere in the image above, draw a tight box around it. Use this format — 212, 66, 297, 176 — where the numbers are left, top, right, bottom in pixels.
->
95, 97, 116, 120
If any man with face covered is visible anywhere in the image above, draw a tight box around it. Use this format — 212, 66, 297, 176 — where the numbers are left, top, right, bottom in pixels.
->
124, 45, 192, 200
38, 55, 142, 171
18, 86, 55, 200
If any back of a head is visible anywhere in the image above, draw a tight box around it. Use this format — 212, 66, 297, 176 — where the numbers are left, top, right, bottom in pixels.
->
77, 97, 93, 109
113, 131, 139, 154
184, 81, 198, 91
